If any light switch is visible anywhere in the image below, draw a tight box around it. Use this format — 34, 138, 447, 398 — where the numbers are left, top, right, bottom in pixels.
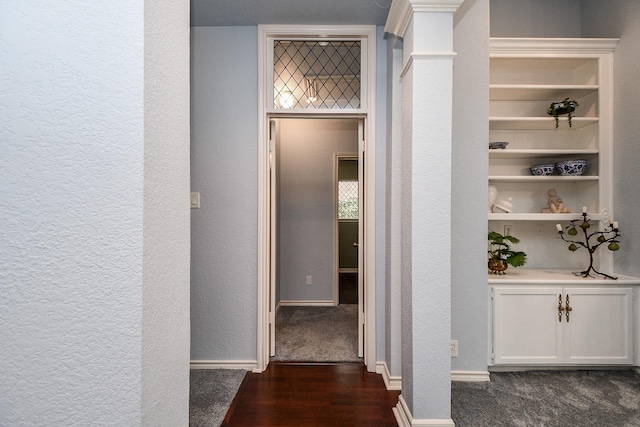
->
190, 192, 200, 209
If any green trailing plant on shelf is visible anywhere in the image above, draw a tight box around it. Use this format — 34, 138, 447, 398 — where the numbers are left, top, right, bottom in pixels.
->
488, 231, 527, 274
547, 97, 579, 128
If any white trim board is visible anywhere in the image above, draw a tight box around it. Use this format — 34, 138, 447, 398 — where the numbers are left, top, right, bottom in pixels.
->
393, 395, 455, 427
190, 360, 257, 371
376, 361, 402, 391
374, 364, 490, 388
451, 370, 491, 382
278, 300, 335, 307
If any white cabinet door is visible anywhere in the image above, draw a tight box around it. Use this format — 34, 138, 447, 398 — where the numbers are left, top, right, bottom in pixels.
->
564, 287, 633, 365
493, 287, 562, 365
492, 286, 634, 366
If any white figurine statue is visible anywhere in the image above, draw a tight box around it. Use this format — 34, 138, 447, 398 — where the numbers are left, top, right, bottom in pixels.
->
542, 188, 572, 213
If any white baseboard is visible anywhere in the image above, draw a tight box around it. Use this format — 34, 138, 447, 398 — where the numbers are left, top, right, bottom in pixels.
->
190, 359, 257, 371
376, 361, 402, 390
374, 364, 490, 387
451, 370, 491, 382
393, 395, 455, 427
278, 300, 335, 306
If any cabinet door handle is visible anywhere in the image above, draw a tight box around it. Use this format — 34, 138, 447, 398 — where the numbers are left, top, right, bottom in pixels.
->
558, 294, 565, 322
565, 294, 573, 322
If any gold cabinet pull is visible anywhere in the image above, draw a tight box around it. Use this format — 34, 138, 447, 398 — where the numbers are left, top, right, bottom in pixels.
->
558, 294, 565, 322
565, 294, 573, 322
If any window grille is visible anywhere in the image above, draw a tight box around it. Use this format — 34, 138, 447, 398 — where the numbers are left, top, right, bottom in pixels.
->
338, 181, 359, 219
273, 40, 361, 110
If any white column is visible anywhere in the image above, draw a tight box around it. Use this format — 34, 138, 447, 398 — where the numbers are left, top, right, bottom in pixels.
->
385, 1, 462, 424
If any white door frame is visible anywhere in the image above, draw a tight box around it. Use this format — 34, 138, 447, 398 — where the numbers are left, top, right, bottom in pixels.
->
334, 154, 359, 308
257, 25, 377, 372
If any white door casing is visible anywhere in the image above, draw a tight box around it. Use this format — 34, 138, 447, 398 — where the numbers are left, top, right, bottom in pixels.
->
269, 119, 277, 357
257, 25, 377, 372
357, 119, 365, 358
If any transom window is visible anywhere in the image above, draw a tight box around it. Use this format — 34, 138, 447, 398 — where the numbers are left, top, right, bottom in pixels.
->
273, 40, 361, 110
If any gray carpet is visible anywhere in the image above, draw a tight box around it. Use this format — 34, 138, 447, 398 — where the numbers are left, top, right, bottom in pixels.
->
271, 305, 361, 362
189, 368, 246, 427
452, 370, 640, 426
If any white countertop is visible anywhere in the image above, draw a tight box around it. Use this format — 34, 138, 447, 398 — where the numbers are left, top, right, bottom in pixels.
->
488, 268, 640, 285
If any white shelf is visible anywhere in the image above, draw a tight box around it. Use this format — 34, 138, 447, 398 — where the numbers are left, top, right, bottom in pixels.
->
490, 117, 598, 130
489, 175, 598, 183
488, 213, 600, 221
489, 149, 598, 159
488, 269, 640, 285
490, 85, 598, 101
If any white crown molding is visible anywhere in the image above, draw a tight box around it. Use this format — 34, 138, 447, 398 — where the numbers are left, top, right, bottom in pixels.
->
490, 37, 620, 54
384, 0, 465, 38
258, 24, 378, 41
451, 370, 491, 382
393, 395, 456, 427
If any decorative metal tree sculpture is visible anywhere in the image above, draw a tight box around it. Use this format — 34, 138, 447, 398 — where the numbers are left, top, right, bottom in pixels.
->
555, 211, 620, 280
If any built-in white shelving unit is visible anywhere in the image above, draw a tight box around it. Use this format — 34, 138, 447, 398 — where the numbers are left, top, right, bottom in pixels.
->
486, 38, 640, 368
488, 38, 618, 232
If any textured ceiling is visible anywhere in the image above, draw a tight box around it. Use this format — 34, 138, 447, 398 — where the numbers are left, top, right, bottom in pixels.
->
190, 0, 393, 26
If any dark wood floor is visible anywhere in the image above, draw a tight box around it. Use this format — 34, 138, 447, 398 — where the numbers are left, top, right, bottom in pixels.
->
222, 363, 400, 426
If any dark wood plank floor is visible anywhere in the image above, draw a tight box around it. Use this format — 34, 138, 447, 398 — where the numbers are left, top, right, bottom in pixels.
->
222, 363, 400, 426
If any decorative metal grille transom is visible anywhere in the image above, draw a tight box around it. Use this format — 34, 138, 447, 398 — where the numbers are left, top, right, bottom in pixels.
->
273, 40, 361, 110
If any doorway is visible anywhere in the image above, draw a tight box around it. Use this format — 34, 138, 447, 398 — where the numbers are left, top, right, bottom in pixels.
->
269, 118, 363, 363
257, 25, 377, 372
337, 156, 359, 305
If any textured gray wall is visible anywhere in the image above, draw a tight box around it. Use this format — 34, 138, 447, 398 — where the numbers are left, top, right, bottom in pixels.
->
581, 0, 640, 278
452, 0, 490, 373
142, 0, 191, 425
490, 0, 581, 37
0, 1, 190, 425
277, 119, 358, 302
190, 26, 258, 361
386, 35, 404, 379
0, 3, 144, 425
190, 26, 388, 363
374, 25, 389, 363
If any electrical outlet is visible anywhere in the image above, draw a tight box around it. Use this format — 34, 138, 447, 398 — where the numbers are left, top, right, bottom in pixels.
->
451, 340, 458, 358
306, 275, 312, 285
504, 225, 512, 236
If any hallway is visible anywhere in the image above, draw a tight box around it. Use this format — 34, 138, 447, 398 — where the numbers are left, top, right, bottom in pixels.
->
222, 363, 400, 426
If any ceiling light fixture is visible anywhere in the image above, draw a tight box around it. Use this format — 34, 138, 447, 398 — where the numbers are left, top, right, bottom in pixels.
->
305, 79, 318, 103
280, 90, 294, 109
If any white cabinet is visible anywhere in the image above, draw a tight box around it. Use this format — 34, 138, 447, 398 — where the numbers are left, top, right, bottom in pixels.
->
492, 287, 562, 364
492, 285, 634, 366
564, 287, 633, 364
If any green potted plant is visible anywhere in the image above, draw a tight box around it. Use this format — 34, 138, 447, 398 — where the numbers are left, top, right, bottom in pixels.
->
547, 97, 579, 128
488, 231, 527, 274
